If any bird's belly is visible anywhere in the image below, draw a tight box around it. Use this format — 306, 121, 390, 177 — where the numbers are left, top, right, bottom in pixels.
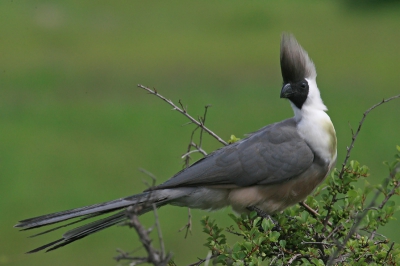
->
170, 187, 230, 211
228, 171, 327, 214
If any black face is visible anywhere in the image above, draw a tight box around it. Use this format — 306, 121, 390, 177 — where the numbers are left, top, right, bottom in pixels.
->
280, 79, 309, 109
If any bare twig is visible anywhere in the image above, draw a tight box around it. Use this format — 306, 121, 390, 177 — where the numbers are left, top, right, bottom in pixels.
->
178, 208, 192, 238
139, 168, 157, 189
299, 202, 320, 218
138, 84, 228, 146
299, 201, 331, 227
378, 166, 400, 209
301, 241, 336, 247
178, 105, 211, 239
114, 248, 137, 262
152, 204, 166, 260
286, 254, 302, 265
183, 127, 201, 167
199, 104, 212, 148
182, 142, 208, 159
225, 227, 244, 237
187, 253, 217, 266
384, 242, 395, 262
338, 94, 400, 180
126, 206, 171, 266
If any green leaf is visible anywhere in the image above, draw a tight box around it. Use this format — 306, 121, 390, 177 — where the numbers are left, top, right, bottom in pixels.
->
228, 213, 239, 222
269, 231, 280, 242
228, 134, 241, 144
243, 241, 253, 252
311, 258, 325, 265
232, 242, 241, 253
347, 189, 360, 204
216, 254, 229, 263
301, 211, 310, 222
249, 211, 258, 219
261, 218, 274, 232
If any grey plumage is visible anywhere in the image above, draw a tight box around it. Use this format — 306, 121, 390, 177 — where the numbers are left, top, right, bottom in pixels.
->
15, 33, 337, 254
155, 118, 319, 188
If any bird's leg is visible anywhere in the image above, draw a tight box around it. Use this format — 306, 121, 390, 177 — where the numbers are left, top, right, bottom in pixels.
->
246, 206, 269, 219
246, 206, 281, 231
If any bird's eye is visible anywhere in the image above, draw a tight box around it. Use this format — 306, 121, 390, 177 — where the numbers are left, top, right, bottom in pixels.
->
300, 82, 308, 89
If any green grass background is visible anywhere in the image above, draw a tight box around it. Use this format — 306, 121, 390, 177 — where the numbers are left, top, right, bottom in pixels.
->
1, 1, 400, 265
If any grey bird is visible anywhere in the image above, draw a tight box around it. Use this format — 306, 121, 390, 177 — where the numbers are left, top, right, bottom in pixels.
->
15, 33, 337, 253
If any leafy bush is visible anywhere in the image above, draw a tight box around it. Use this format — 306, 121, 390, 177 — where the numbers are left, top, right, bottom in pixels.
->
200, 148, 400, 265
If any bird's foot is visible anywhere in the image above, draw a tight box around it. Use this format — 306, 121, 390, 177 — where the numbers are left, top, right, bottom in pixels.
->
246, 206, 281, 231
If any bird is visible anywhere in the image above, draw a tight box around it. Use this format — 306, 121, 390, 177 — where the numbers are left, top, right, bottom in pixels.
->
15, 33, 337, 253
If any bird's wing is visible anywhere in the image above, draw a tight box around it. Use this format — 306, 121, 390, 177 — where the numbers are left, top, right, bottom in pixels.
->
154, 118, 314, 189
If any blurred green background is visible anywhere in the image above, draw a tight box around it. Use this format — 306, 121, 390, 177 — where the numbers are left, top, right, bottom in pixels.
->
1, 1, 400, 265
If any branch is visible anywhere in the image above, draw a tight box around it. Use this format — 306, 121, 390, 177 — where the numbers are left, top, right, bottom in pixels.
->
323, 94, 400, 231
378, 166, 400, 209
178, 208, 192, 238
384, 242, 395, 262
338, 94, 400, 180
138, 84, 228, 146
286, 254, 303, 265
187, 252, 215, 266
152, 204, 166, 260
125, 205, 171, 266
138, 168, 157, 189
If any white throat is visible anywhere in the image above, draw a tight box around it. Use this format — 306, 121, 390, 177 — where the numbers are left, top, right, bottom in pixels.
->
291, 79, 337, 168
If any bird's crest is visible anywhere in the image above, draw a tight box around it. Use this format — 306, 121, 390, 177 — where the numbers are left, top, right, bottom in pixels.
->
280, 33, 316, 83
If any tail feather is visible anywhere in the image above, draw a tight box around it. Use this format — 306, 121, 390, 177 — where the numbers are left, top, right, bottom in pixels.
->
22, 192, 160, 253
26, 238, 64, 254
45, 211, 126, 253
28, 215, 96, 238
16, 188, 191, 253
30, 200, 170, 253
15, 194, 148, 230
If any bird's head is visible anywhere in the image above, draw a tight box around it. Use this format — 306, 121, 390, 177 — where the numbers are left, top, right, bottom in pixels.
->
279, 33, 327, 113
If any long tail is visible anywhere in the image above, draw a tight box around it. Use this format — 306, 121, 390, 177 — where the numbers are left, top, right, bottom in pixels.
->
15, 189, 189, 253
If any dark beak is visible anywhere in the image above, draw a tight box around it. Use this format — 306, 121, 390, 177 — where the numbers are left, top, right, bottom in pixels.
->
280, 83, 293, 99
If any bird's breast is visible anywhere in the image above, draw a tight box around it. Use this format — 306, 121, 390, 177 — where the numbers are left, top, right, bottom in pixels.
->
297, 112, 337, 166
228, 160, 328, 214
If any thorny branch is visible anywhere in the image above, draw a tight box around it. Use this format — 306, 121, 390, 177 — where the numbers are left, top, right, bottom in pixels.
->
138, 84, 228, 146
152, 204, 166, 261
378, 167, 400, 209
338, 94, 400, 180
138, 168, 157, 189
181, 104, 212, 168
178, 208, 192, 238
123, 205, 171, 266
385, 242, 395, 262
187, 252, 216, 266
115, 170, 169, 265
179, 104, 213, 238
137, 86, 218, 253
287, 254, 304, 265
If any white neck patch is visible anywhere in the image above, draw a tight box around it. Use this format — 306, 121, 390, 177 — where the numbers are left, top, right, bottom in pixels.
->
290, 79, 337, 167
